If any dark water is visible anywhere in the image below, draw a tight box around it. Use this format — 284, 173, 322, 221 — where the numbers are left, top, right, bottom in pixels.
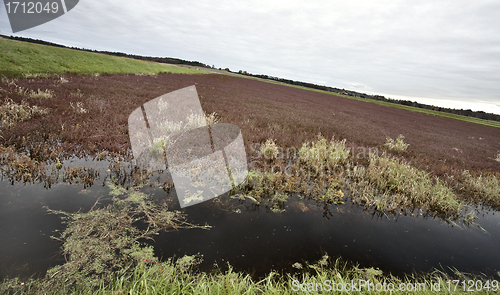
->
1, 159, 500, 280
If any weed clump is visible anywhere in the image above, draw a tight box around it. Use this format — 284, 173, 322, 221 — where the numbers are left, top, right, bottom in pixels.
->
204, 111, 221, 127
298, 135, 350, 168
235, 168, 344, 213
0, 98, 49, 127
28, 88, 54, 99
70, 101, 88, 114
12, 86, 54, 99
384, 134, 409, 153
41, 182, 210, 290
462, 171, 500, 208
360, 153, 462, 217
260, 138, 279, 160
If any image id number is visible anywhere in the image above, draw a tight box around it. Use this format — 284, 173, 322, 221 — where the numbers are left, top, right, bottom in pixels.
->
5, 2, 59, 14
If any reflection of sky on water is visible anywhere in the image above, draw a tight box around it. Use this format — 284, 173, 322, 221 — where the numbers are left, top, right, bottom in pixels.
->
1, 158, 499, 280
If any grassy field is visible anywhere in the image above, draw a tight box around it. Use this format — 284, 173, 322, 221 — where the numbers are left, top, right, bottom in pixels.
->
1, 38, 500, 293
0, 38, 204, 77
223, 72, 500, 130
344, 95, 500, 129
2, 37, 499, 130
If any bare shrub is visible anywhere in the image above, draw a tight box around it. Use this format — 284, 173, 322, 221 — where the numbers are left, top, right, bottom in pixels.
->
384, 134, 409, 152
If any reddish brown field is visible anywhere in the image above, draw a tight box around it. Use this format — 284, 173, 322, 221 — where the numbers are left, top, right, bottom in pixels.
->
1, 73, 499, 179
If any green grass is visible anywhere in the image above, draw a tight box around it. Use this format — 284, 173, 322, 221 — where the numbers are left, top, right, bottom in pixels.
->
362, 153, 463, 217
0, 38, 204, 77
462, 171, 500, 208
3, 255, 498, 294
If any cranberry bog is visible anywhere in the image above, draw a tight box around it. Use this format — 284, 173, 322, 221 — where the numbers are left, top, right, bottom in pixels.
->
1, 73, 500, 283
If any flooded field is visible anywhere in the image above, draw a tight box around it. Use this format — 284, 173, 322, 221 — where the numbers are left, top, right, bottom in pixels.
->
1, 158, 499, 281
1, 73, 500, 292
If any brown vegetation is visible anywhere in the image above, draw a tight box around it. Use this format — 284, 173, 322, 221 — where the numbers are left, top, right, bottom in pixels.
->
0, 73, 499, 180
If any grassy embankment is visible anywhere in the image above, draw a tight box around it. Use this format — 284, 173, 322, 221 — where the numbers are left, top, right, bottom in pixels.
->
0, 38, 204, 77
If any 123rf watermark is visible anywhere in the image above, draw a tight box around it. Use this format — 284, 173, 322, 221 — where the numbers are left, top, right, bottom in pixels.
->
291, 279, 499, 292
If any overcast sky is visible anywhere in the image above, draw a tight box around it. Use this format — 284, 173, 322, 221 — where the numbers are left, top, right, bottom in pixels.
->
1, 0, 499, 114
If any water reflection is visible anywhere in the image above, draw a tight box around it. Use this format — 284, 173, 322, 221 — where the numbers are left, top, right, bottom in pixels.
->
1, 159, 499, 281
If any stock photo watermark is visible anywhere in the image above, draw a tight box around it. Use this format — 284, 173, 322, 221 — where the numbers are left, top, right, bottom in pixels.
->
248, 140, 379, 181
291, 279, 499, 293
3, 0, 79, 33
128, 85, 248, 208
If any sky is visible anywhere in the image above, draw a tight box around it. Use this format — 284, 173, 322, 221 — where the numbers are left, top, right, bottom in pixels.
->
1, 0, 500, 114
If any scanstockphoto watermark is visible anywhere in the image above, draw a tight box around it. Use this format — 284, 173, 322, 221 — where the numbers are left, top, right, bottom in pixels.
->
248, 142, 378, 180
3, 0, 79, 33
291, 279, 442, 292
128, 85, 248, 208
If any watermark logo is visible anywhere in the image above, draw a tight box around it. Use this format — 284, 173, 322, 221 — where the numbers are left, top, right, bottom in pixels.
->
128, 85, 248, 208
3, 0, 79, 33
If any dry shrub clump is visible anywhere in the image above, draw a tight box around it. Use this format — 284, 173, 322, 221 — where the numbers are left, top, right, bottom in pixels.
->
298, 135, 350, 168
13, 86, 54, 99
28, 88, 54, 99
361, 153, 462, 217
0, 98, 49, 127
204, 111, 221, 127
70, 101, 88, 114
383, 134, 409, 153
260, 138, 279, 160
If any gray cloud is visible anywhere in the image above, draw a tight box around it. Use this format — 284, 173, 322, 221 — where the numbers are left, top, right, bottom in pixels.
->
1, 0, 499, 113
